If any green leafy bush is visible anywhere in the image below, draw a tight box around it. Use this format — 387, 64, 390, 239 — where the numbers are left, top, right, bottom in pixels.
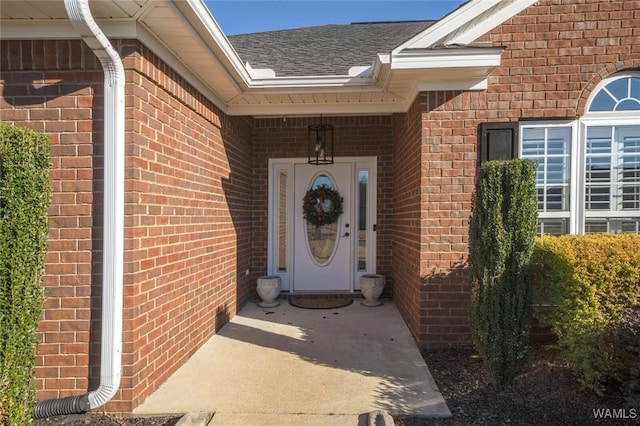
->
468, 159, 538, 388
0, 124, 51, 425
533, 234, 640, 395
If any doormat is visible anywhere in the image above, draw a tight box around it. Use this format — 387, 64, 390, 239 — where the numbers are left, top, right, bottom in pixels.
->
289, 296, 354, 310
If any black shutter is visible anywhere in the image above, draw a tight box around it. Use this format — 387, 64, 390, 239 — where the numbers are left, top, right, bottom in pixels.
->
479, 122, 519, 164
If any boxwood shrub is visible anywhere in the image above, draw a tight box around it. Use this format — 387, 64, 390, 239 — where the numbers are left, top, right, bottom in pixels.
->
533, 234, 640, 395
0, 123, 51, 424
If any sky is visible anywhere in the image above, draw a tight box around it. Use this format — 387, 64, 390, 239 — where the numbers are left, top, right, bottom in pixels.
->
205, 1, 467, 36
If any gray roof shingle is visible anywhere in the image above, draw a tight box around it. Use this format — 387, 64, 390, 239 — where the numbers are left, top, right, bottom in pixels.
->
228, 21, 435, 76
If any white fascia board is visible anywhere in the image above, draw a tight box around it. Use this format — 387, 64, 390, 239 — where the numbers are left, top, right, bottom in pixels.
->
181, 0, 252, 85
0, 19, 137, 39
391, 47, 503, 70
446, 0, 538, 45
244, 85, 385, 97
393, 0, 500, 52
247, 74, 375, 88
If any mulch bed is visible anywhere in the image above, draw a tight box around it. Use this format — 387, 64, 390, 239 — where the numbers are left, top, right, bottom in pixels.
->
395, 344, 633, 425
33, 413, 180, 425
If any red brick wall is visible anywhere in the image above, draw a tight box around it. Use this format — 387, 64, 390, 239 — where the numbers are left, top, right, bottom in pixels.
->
251, 116, 394, 286
414, 0, 640, 348
119, 41, 253, 412
1, 39, 253, 414
482, 0, 639, 119
417, 91, 484, 348
1, 39, 103, 400
390, 99, 423, 342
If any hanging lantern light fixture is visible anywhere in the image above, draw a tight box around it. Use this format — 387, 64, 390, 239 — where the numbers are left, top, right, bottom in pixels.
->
307, 117, 334, 165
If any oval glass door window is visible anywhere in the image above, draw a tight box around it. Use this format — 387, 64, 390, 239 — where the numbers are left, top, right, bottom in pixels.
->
306, 174, 339, 266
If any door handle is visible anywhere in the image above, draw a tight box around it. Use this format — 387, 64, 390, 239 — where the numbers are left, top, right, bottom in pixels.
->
342, 232, 350, 237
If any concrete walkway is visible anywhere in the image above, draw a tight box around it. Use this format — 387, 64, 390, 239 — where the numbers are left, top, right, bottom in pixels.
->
134, 300, 450, 424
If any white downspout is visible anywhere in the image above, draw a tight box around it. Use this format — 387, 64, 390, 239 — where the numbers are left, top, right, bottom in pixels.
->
35, 0, 124, 417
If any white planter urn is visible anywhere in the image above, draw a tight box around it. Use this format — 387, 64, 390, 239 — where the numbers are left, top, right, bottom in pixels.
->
256, 276, 281, 308
359, 274, 385, 307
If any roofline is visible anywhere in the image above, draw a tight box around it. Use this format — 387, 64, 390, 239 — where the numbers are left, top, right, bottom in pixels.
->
0, 0, 535, 117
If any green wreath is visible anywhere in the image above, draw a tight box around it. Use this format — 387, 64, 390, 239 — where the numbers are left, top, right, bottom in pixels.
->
302, 185, 344, 226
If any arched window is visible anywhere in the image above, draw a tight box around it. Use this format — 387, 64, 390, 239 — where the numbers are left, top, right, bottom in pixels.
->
582, 72, 640, 233
518, 72, 640, 236
587, 74, 640, 112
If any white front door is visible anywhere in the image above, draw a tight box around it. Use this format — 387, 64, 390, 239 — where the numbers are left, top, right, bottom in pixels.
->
267, 157, 377, 292
293, 163, 352, 291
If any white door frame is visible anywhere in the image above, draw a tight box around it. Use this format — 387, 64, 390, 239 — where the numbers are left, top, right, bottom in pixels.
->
267, 157, 377, 292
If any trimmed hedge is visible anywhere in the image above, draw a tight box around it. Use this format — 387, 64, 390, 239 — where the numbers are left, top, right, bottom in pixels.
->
468, 159, 538, 388
0, 124, 51, 425
533, 234, 640, 395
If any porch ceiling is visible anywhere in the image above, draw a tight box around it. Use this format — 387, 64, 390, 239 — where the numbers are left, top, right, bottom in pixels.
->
0, 0, 533, 118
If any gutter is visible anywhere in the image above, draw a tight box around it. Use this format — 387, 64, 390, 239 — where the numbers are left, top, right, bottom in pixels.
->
34, 0, 125, 417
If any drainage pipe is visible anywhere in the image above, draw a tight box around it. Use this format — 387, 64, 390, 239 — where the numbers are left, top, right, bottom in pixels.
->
34, 0, 125, 418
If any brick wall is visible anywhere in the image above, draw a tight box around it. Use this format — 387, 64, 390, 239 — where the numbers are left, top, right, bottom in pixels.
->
413, 0, 640, 348
1, 39, 253, 414
251, 116, 394, 288
390, 99, 423, 342
119, 41, 253, 412
1, 39, 103, 400
482, 0, 639, 119
417, 91, 484, 348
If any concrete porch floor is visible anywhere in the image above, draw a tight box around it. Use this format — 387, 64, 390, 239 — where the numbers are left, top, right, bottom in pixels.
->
134, 300, 450, 424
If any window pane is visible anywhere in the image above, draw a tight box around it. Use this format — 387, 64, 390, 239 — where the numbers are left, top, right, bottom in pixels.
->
587, 125, 640, 213
277, 171, 288, 271
607, 78, 628, 101
588, 76, 640, 112
586, 127, 612, 154
586, 127, 612, 211
617, 99, 640, 111
547, 128, 571, 154
619, 127, 640, 210
585, 220, 609, 234
537, 219, 569, 236
358, 171, 368, 271
306, 175, 338, 265
590, 91, 617, 112
621, 220, 640, 233
632, 77, 640, 100
586, 186, 610, 210
522, 128, 545, 156
521, 126, 571, 213
586, 218, 640, 234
